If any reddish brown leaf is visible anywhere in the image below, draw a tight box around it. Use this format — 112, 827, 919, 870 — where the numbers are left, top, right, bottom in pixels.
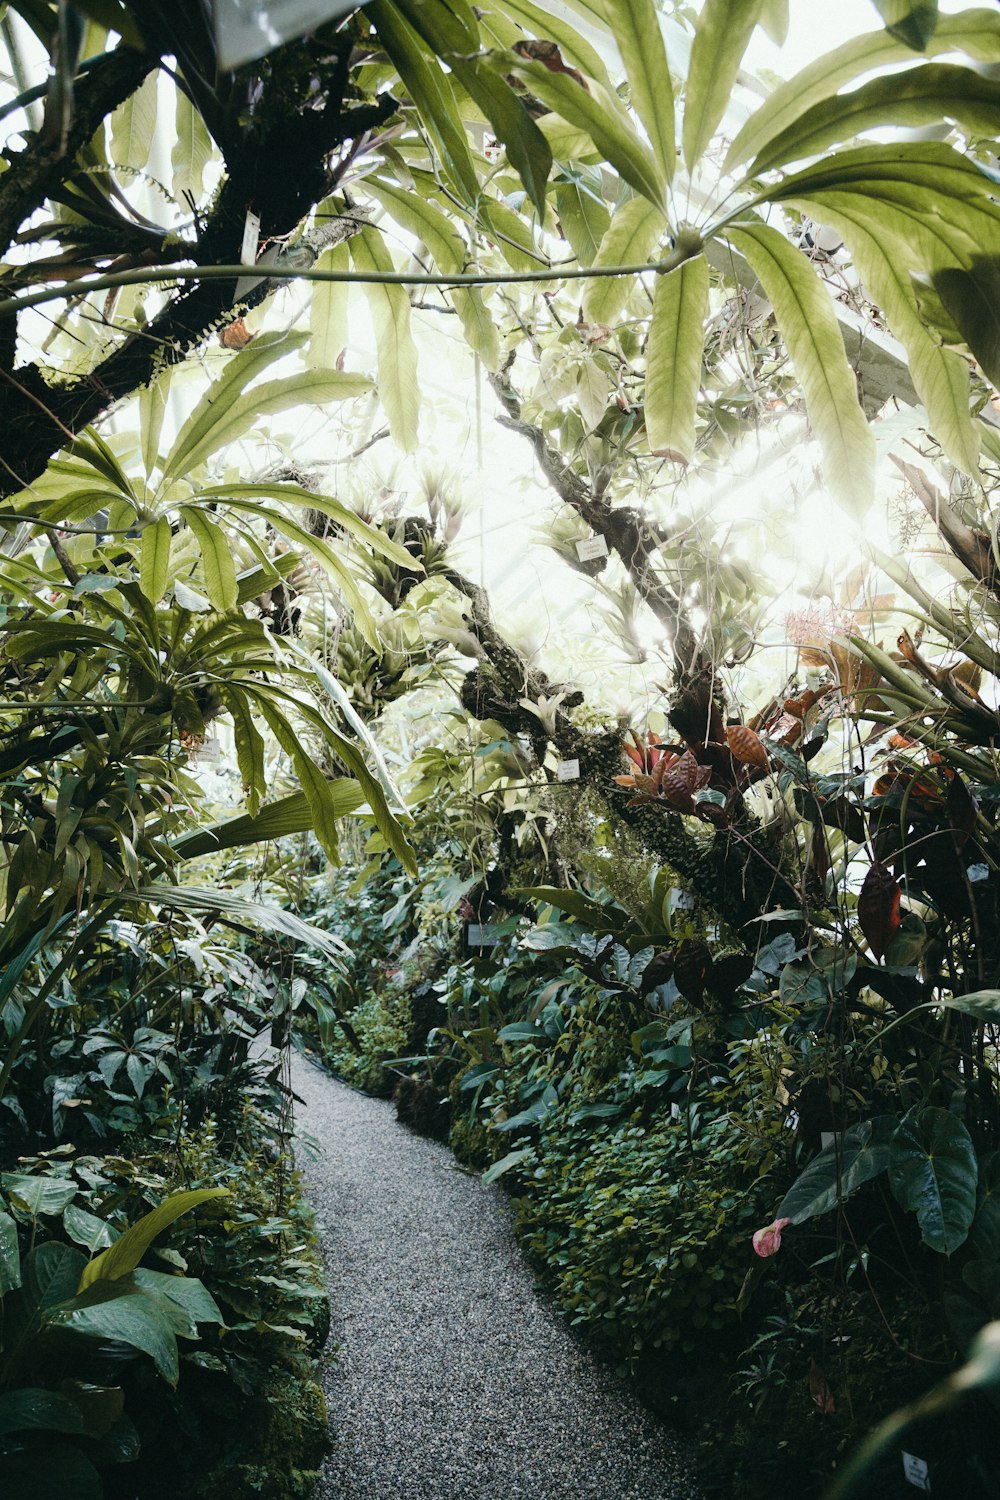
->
219, 317, 253, 350
809, 1358, 836, 1416
726, 724, 769, 770
858, 862, 902, 960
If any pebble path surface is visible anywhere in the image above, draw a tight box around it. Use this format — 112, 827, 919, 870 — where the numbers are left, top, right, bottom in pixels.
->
291, 1051, 702, 1500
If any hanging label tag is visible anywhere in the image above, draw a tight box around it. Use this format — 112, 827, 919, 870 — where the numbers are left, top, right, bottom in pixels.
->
902, 1454, 931, 1491
820, 1132, 838, 1151
556, 759, 580, 782
670, 889, 695, 912
466, 923, 500, 948
235, 210, 262, 301
211, 0, 358, 71
575, 535, 609, 562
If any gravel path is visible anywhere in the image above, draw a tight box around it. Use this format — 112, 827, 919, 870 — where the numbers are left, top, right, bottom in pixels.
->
291, 1052, 702, 1500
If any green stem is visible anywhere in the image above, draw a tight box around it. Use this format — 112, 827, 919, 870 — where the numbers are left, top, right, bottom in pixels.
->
0, 248, 694, 322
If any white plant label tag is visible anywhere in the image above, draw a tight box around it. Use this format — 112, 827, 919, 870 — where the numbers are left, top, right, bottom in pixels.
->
902, 1453, 931, 1491
670, 889, 695, 912
556, 759, 580, 782
467, 923, 500, 947
575, 535, 609, 562
211, 1, 358, 70
235, 209, 262, 300
821, 1132, 838, 1150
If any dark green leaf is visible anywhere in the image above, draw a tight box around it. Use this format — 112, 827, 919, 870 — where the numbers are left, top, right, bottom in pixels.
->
870, 0, 938, 50
776, 1117, 897, 1224
889, 1106, 978, 1253
933, 256, 1000, 391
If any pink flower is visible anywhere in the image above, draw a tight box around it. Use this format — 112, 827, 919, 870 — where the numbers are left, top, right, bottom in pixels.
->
752, 1217, 791, 1258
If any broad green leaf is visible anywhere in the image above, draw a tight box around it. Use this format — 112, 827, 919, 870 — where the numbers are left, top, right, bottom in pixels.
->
50, 1279, 182, 1384
218, 684, 267, 816
139, 371, 168, 479
644, 254, 709, 464
0, 1209, 20, 1293
582, 195, 666, 326
215, 498, 380, 643
0, 1387, 84, 1436
363, 0, 481, 205
132, 1268, 224, 1331
110, 70, 157, 169
725, 9, 1000, 172
939, 989, 1000, 1021
776, 1118, 897, 1224
171, 370, 373, 476
162, 330, 309, 480
196, 481, 419, 568
726, 222, 876, 515
139, 516, 171, 604
762, 145, 1000, 282
479, 197, 547, 271
752, 64, 1000, 175
933, 256, 1000, 391
350, 228, 420, 453
366, 178, 501, 366
309, 241, 350, 369
889, 1106, 978, 1253
296, 645, 412, 820
62, 1203, 118, 1253
172, 784, 365, 859
79, 1189, 228, 1291
180, 507, 238, 612
600, 0, 675, 184
482, 1148, 535, 1184
171, 85, 213, 204
495, 0, 614, 90
509, 56, 664, 207
392, 0, 552, 218
785, 201, 978, 474
871, 0, 938, 49
127, 885, 348, 959
555, 171, 611, 265
683, 0, 763, 171
256, 699, 343, 864
759, 0, 789, 44
2, 1173, 77, 1217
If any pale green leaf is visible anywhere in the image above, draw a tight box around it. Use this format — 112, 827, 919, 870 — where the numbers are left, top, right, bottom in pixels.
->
180, 508, 238, 612
255, 699, 343, 864
163, 331, 308, 480
494, 0, 614, 90
783, 198, 978, 474
363, 0, 481, 205
195, 481, 419, 568
725, 9, 1000, 172
80, 1190, 227, 1291
582, 195, 666, 325
139, 516, 171, 604
171, 87, 213, 204
727, 222, 876, 515
600, 0, 675, 184
139, 371, 168, 479
172, 785, 366, 858
309, 241, 350, 369
683, 0, 764, 170
752, 64, 1000, 175
644, 254, 709, 463
110, 71, 157, 169
170, 369, 372, 477
218, 685, 266, 816
350, 228, 420, 453
509, 57, 665, 207
555, 171, 610, 265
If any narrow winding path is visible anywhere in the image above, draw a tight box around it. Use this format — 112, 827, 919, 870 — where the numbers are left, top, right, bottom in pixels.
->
291, 1053, 702, 1500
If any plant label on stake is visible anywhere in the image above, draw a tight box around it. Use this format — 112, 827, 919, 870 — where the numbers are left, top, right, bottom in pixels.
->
211, 1, 359, 71
235, 210, 261, 301
575, 536, 609, 562
902, 1453, 931, 1491
556, 759, 580, 782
